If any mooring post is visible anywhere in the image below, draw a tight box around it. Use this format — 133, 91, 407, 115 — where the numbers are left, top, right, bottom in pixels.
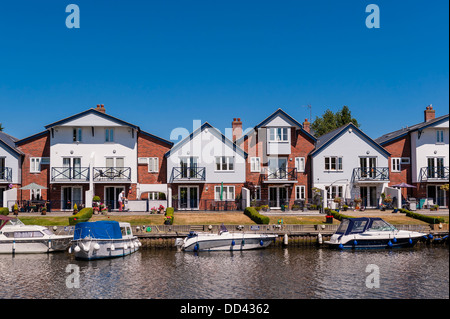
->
283, 234, 288, 247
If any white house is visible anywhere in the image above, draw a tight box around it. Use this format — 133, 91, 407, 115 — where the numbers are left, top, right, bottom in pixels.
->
310, 123, 392, 208
165, 122, 247, 210
0, 132, 22, 207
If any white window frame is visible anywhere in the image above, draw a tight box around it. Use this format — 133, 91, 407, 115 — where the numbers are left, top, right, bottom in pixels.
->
148, 157, 159, 173
324, 156, 343, 171
436, 130, 444, 143
31, 189, 41, 200
214, 185, 235, 201
30, 157, 42, 173
250, 157, 261, 172
295, 185, 306, 200
215, 156, 234, 171
105, 128, 114, 142
391, 157, 401, 172
73, 128, 82, 142
269, 127, 289, 142
251, 186, 261, 200
295, 157, 305, 172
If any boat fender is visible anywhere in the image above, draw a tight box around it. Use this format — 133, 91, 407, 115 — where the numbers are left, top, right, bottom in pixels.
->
81, 243, 90, 252
93, 243, 100, 250
353, 240, 357, 246
393, 237, 397, 243
231, 240, 235, 246
110, 244, 115, 251
428, 234, 433, 239
338, 243, 344, 250
124, 244, 128, 250
260, 240, 264, 246
388, 240, 393, 247
68, 246, 72, 254
408, 238, 413, 245
74, 245, 81, 253
194, 243, 199, 252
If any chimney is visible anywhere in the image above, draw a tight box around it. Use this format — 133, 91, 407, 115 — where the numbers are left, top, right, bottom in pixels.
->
303, 118, 310, 133
424, 104, 435, 122
95, 104, 106, 113
232, 118, 243, 142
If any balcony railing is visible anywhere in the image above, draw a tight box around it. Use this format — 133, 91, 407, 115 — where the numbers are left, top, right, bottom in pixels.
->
93, 167, 131, 182
171, 167, 206, 181
51, 167, 90, 182
419, 166, 449, 181
352, 167, 389, 182
261, 167, 297, 181
0, 167, 12, 182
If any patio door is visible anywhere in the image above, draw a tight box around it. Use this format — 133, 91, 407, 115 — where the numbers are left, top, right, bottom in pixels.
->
427, 185, 446, 207
360, 186, 377, 208
62, 187, 83, 210
269, 186, 288, 208
179, 186, 199, 210
105, 186, 125, 210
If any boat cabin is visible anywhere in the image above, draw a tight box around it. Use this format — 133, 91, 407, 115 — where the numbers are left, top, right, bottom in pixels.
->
335, 217, 397, 236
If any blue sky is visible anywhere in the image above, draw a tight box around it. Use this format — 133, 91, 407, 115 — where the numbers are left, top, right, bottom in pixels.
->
0, 0, 448, 142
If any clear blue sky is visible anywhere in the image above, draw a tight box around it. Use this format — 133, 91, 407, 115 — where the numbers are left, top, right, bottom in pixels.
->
0, 0, 448, 142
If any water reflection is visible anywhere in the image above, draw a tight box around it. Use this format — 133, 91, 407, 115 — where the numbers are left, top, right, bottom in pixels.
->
0, 246, 448, 299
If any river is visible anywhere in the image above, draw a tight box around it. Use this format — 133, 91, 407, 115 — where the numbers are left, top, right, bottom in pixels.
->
0, 246, 448, 300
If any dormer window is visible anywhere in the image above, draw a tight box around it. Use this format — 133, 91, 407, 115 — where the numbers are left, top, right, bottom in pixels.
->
73, 128, 82, 142
269, 128, 289, 142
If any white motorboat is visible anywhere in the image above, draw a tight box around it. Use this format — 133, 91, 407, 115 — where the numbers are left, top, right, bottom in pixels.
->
0, 215, 73, 254
69, 221, 141, 260
175, 224, 277, 252
324, 217, 427, 249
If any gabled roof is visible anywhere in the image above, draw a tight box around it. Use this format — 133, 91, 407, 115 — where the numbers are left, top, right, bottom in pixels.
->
164, 122, 247, 158
139, 130, 174, 147
0, 131, 23, 156
309, 122, 390, 157
44, 108, 140, 130
235, 108, 317, 144
375, 114, 449, 145
14, 130, 49, 146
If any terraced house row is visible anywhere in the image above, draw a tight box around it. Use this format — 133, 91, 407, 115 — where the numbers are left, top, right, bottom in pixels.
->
0, 104, 448, 212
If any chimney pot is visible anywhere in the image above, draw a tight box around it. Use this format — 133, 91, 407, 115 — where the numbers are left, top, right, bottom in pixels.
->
232, 117, 243, 142
424, 105, 435, 122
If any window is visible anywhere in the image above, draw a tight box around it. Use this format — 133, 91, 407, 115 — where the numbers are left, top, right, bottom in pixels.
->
31, 189, 41, 200
215, 156, 234, 171
295, 185, 305, 200
215, 185, 235, 201
295, 157, 305, 172
269, 128, 289, 142
400, 157, 410, 165
391, 157, 401, 172
327, 185, 343, 199
250, 157, 261, 172
324, 156, 343, 171
437, 130, 444, 143
30, 157, 41, 173
105, 128, 114, 142
148, 157, 159, 173
73, 128, 82, 142
251, 186, 261, 200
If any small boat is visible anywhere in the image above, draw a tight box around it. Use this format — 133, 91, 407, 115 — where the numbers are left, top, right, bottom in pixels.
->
175, 224, 277, 252
0, 215, 73, 254
324, 217, 427, 249
69, 221, 141, 260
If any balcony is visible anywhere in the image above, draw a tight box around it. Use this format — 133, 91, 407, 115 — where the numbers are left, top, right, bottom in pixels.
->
352, 167, 389, 182
0, 167, 12, 182
51, 167, 90, 182
261, 167, 298, 183
419, 166, 449, 182
171, 167, 206, 182
93, 167, 131, 182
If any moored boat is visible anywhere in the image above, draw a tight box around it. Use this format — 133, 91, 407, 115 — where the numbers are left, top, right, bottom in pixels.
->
175, 224, 277, 252
324, 217, 427, 249
0, 216, 73, 254
69, 221, 141, 260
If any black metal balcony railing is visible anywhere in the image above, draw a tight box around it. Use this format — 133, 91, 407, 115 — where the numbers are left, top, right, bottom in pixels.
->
261, 167, 297, 181
420, 166, 449, 181
51, 167, 90, 182
352, 167, 389, 181
93, 167, 131, 182
0, 167, 12, 182
171, 167, 206, 181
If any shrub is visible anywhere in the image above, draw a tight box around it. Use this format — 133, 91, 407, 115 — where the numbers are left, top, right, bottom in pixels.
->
69, 207, 93, 225
0, 207, 9, 216
399, 208, 445, 224
328, 209, 354, 221
244, 207, 270, 225
164, 207, 174, 225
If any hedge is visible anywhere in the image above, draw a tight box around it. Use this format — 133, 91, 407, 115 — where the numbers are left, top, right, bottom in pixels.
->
244, 207, 270, 225
164, 207, 174, 225
327, 208, 354, 221
398, 208, 445, 224
0, 207, 9, 216
68, 207, 93, 225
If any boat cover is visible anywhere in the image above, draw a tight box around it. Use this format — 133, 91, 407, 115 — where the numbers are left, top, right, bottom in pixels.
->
335, 217, 396, 236
73, 221, 123, 240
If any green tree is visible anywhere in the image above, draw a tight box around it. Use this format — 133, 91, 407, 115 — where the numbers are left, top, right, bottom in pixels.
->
0, 123, 4, 131
311, 105, 360, 136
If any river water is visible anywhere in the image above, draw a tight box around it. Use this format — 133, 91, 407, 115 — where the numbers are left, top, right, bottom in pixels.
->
0, 246, 448, 299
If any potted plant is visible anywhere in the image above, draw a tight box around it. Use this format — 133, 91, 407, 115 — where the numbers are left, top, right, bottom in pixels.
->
164, 215, 172, 225
13, 203, 18, 215
342, 204, 349, 211
150, 207, 157, 214
159, 205, 165, 214
430, 204, 439, 211
354, 197, 362, 209
99, 203, 108, 215
41, 206, 47, 215
261, 205, 269, 212
73, 203, 78, 215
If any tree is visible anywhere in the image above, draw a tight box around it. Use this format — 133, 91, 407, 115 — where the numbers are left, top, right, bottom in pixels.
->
311, 105, 360, 137
0, 123, 4, 131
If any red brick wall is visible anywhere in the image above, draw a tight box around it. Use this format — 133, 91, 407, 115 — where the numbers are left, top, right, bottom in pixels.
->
16, 132, 50, 201
137, 132, 172, 185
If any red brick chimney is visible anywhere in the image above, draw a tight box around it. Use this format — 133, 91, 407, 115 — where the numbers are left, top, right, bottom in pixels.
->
424, 105, 435, 122
232, 118, 243, 142
302, 118, 310, 133
95, 104, 106, 113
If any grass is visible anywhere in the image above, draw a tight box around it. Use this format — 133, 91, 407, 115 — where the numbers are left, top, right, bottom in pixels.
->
12, 211, 447, 226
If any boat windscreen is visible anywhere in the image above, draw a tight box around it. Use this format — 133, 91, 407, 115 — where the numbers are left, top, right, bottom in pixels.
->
348, 219, 368, 234
335, 219, 349, 234
219, 224, 228, 234
366, 219, 397, 232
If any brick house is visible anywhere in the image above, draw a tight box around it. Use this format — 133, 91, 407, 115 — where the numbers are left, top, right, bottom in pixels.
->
235, 109, 316, 209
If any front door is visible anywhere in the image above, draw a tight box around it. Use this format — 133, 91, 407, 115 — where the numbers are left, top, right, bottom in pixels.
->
179, 186, 199, 210
269, 186, 288, 208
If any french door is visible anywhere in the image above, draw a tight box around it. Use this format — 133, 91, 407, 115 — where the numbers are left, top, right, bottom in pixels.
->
269, 186, 288, 208
63, 157, 82, 179
180, 157, 198, 178
105, 186, 125, 210
268, 157, 287, 179
427, 185, 446, 207
62, 187, 83, 210
360, 186, 377, 208
360, 157, 377, 178
179, 186, 199, 210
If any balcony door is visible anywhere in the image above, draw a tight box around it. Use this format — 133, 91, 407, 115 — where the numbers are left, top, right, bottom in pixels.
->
180, 157, 198, 178
427, 157, 445, 178
63, 157, 82, 179
268, 157, 287, 179
360, 157, 377, 178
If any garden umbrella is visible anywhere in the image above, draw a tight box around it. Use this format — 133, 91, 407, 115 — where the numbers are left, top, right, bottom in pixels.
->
19, 183, 48, 190
391, 182, 416, 188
